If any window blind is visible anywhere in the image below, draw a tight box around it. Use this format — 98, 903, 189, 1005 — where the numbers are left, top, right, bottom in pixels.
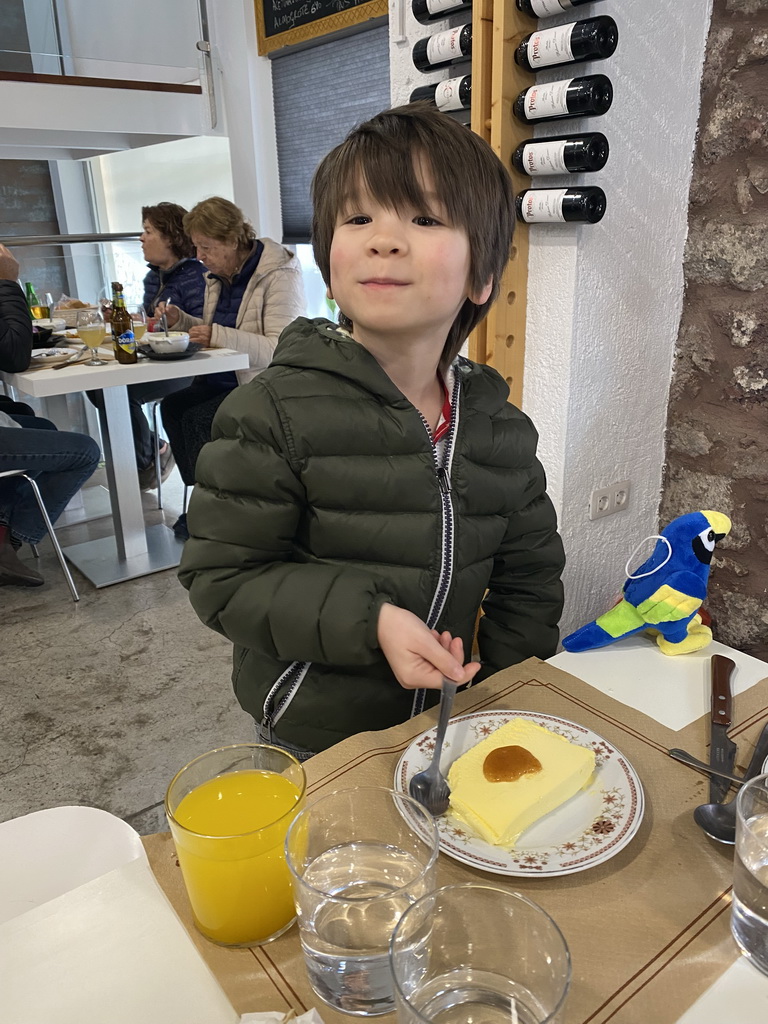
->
271, 24, 390, 245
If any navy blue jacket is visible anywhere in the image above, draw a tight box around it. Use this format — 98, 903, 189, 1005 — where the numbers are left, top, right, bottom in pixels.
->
142, 259, 207, 317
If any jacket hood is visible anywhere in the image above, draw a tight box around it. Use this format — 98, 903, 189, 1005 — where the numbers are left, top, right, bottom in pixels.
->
270, 317, 506, 410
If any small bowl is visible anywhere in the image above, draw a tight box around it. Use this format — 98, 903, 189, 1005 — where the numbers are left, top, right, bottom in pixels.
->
148, 331, 190, 354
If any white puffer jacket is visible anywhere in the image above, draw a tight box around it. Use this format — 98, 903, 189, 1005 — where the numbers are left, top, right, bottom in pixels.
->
173, 237, 305, 385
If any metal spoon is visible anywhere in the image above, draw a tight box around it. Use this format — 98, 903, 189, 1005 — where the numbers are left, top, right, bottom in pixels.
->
693, 722, 768, 845
408, 680, 458, 816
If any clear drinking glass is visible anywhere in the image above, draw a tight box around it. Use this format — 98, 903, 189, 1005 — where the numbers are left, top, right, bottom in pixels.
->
390, 884, 571, 1024
76, 308, 107, 365
165, 743, 306, 947
128, 305, 147, 343
285, 787, 440, 1016
732, 773, 768, 976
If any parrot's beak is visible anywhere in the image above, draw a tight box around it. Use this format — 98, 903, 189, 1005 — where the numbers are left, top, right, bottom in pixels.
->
702, 510, 731, 539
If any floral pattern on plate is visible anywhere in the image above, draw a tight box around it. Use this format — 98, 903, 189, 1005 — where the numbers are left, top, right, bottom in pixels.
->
394, 709, 644, 877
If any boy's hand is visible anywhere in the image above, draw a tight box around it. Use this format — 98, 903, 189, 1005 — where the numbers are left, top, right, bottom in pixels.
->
377, 604, 480, 691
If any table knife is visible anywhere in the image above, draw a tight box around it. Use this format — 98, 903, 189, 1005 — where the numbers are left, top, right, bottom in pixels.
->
52, 348, 88, 369
709, 654, 738, 802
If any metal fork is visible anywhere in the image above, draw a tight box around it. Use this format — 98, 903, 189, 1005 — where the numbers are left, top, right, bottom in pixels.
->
408, 680, 458, 816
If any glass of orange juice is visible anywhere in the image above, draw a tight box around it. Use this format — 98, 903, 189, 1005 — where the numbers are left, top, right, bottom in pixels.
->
165, 743, 306, 947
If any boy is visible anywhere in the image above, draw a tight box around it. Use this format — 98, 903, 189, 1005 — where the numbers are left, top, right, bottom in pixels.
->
179, 104, 565, 757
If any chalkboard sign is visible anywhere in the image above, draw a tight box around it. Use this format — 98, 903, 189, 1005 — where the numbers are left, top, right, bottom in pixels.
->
255, 0, 388, 55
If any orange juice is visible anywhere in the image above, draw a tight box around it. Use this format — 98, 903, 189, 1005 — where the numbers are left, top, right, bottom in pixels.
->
172, 769, 303, 945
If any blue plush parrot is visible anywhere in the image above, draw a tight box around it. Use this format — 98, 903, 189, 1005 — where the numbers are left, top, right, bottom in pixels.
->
563, 510, 732, 656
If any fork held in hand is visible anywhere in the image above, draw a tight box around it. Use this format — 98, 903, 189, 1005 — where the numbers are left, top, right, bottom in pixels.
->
408, 680, 458, 816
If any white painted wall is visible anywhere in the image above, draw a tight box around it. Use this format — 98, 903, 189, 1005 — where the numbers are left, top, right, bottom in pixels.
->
389, 0, 713, 640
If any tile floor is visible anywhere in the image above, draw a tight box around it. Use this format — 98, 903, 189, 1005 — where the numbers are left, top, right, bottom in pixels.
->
1, 467, 255, 836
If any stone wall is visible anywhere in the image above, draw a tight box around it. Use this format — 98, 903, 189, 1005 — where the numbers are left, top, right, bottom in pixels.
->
661, 0, 768, 658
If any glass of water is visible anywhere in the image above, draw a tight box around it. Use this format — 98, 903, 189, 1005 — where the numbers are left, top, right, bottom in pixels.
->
389, 884, 571, 1024
732, 773, 768, 976
285, 786, 439, 1016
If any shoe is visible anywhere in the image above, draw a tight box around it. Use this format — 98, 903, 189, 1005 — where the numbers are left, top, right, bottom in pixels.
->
172, 513, 189, 541
0, 543, 44, 587
138, 443, 175, 491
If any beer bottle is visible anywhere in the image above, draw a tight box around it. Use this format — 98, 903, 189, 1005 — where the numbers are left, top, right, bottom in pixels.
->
25, 282, 41, 318
111, 282, 137, 364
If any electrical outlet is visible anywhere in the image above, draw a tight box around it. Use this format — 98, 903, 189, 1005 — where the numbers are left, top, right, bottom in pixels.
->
590, 480, 632, 520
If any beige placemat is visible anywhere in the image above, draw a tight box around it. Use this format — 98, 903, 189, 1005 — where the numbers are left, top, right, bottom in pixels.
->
143, 657, 768, 1024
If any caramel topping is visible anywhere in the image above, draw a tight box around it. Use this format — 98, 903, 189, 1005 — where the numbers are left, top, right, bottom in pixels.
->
483, 745, 542, 783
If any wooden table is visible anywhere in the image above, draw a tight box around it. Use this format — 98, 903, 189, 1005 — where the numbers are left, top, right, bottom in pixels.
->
1, 347, 248, 586
143, 644, 768, 1024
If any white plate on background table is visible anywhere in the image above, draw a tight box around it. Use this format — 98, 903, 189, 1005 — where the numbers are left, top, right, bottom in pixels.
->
30, 346, 79, 362
394, 709, 645, 877
32, 318, 66, 332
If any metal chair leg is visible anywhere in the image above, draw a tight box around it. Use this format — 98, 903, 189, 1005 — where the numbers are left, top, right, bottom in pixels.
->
31, 544, 40, 558
182, 484, 189, 514
150, 400, 163, 510
21, 474, 79, 602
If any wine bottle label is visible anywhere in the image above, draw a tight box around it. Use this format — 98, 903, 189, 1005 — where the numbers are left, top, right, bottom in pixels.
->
116, 329, 136, 353
527, 25, 575, 68
521, 140, 569, 175
520, 189, 568, 223
426, 26, 464, 65
523, 78, 572, 119
435, 77, 465, 111
531, 0, 569, 15
426, 0, 464, 12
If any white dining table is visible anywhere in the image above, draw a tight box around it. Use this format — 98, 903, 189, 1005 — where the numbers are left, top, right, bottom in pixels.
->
550, 638, 768, 1023
1, 346, 248, 587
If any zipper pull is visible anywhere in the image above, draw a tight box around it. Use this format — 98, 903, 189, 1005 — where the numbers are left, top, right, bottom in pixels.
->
437, 467, 451, 494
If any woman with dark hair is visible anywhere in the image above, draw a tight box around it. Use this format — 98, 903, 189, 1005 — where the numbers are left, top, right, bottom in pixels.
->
89, 203, 207, 489
140, 202, 207, 318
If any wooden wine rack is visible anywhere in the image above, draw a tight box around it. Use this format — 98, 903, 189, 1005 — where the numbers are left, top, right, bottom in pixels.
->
468, 1, 535, 409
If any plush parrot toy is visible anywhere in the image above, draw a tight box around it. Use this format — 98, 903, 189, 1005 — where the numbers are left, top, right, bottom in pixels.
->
562, 510, 732, 656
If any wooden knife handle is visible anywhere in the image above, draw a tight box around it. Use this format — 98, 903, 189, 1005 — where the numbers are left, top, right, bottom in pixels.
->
711, 655, 735, 727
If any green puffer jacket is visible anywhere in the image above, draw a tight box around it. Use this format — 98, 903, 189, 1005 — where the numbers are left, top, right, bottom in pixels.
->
179, 317, 565, 752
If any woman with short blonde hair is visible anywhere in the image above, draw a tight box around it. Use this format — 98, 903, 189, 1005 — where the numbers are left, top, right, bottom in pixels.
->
160, 196, 305, 538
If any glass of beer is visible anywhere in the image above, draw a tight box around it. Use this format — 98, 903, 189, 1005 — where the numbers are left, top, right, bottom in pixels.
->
128, 305, 147, 343
76, 308, 107, 365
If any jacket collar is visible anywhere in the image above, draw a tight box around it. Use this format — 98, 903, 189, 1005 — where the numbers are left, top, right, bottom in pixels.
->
271, 317, 479, 405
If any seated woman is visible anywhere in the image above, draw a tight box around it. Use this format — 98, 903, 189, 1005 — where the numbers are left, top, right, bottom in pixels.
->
159, 196, 305, 539
89, 203, 207, 490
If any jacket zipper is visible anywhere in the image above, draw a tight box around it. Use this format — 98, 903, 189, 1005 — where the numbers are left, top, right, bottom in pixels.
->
263, 369, 462, 727
412, 369, 462, 717
262, 660, 310, 733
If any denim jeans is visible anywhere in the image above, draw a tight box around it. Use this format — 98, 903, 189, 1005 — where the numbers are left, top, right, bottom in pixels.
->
0, 421, 101, 544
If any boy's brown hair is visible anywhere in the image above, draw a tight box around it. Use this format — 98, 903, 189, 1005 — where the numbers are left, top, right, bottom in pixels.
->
311, 102, 515, 366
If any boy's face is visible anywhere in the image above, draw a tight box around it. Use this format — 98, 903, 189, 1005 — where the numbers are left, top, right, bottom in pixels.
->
328, 167, 491, 351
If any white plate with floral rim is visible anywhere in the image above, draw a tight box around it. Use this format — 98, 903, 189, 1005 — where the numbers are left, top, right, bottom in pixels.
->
394, 709, 644, 877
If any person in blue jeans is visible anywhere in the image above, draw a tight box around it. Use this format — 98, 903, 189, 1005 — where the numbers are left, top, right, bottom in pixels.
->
0, 414, 100, 587
0, 244, 101, 587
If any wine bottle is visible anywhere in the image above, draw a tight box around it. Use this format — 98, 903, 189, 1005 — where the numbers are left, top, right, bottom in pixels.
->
515, 186, 606, 224
515, 17, 618, 73
412, 24, 472, 72
410, 75, 471, 111
512, 132, 609, 175
516, 0, 605, 18
513, 74, 613, 124
412, 0, 472, 24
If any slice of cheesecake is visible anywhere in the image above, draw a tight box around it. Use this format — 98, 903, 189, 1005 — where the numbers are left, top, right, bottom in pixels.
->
447, 717, 596, 848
